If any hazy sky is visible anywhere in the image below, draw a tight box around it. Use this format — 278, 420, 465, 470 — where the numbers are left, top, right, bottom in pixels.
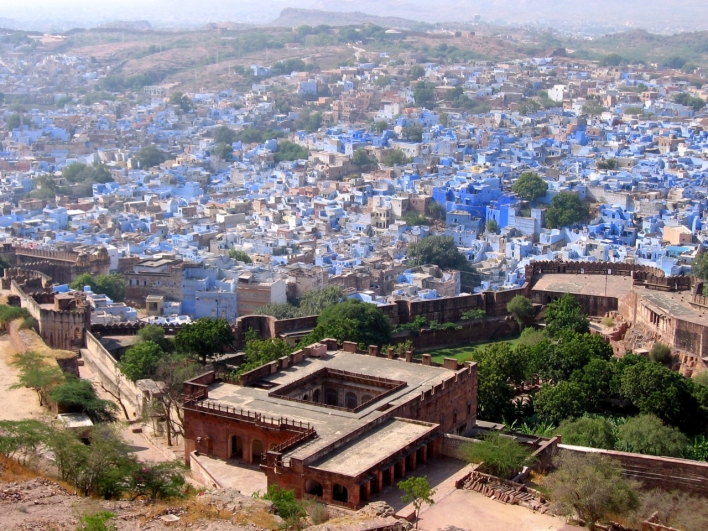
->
0, 0, 705, 31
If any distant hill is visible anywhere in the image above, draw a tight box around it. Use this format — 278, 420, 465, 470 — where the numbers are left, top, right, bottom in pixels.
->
270, 8, 431, 30
572, 29, 708, 66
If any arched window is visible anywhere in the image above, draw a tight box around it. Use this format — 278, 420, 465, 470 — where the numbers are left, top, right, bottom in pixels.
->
251, 439, 264, 462
313, 389, 321, 403
305, 479, 323, 497
332, 484, 348, 503
345, 392, 358, 409
325, 388, 338, 406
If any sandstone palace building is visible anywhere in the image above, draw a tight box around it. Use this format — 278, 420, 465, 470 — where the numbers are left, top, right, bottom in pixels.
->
183, 339, 477, 508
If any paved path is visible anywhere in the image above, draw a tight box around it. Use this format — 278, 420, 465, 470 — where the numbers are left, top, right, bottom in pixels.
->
0, 335, 48, 422
194, 455, 268, 495
417, 489, 567, 531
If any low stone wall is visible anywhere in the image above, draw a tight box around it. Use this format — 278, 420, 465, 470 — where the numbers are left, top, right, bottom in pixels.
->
441, 433, 473, 460
189, 451, 224, 489
6, 319, 78, 376
400, 318, 519, 351
559, 444, 708, 496
81, 331, 144, 417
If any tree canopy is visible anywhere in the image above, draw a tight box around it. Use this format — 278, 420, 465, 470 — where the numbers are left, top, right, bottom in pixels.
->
464, 432, 536, 478
303, 299, 392, 347
70, 273, 126, 302
556, 417, 616, 450
544, 294, 589, 337
407, 235, 469, 271
507, 295, 534, 328
398, 476, 436, 529
135, 145, 168, 168
119, 341, 165, 382
615, 414, 688, 457
174, 318, 233, 364
546, 452, 639, 530
545, 193, 588, 229
512, 172, 548, 201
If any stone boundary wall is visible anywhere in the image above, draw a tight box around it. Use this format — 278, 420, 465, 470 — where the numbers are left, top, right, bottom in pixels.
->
441, 433, 474, 460
189, 451, 224, 489
82, 331, 144, 417
5, 319, 78, 376
558, 444, 708, 496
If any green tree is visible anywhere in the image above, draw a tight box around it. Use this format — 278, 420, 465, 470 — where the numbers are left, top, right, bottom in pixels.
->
470, 343, 528, 422
174, 318, 233, 364
407, 235, 469, 270
571, 358, 616, 410
275, 140, 309, 162
486, 219, 498, 233
135, 145, 168, 168
70, 273, 126, 302
409, 65, 425, 80
304, 299, 392, 347
464, 432, 537, 478
294, 108, 323, 132
620, 361, 703, 434
615, 414, 687, 457
299, 286, 344, 315
48, 376, 117, 422
137, 325, 170, 351
352, 148, 376, 168
692, 252, 708, 283
545, 193, 589, 229
600, 53, 624, 66
512, 172, 548, 202
426, 201, 444, 220
126, 460, 187, 501
649, 342, 672, 364
169, 91, 193, 113
237, 335, 292, 375
213, 125, 238, 144
211, 142, 233, 161
582, 99, 605, 118
506, 295, 534, 328
228, 248, 253, 263
518, 99, 541, 116
535, 381, 590, 424
373, 120, 388, 134
152, 354, 201, 446
259, 485, 306, 524
398, 476, 436, 529
544, 294, 589, 337
0, 419, 51, 464
4, 113, 21, 131
556, 417, 616, 449
10, 351, 65, 406
119, 341, 165, 382
62, 162, 112, 184
597, 158, 618, 170
674, 93, 706, 112
29, 174, 59, 200
413, 81, 435, 108
383, 149, 412, 166
402, 122, 423, 142
546, 452, 639, 531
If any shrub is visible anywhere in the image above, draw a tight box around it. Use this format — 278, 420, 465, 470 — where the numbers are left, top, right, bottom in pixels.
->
649, 342, 672, 364
556, 417, 616, 449
615, 414, 688, 457
309, 503, 329, 525
0, 304, 30, 325
601, 317, 615, 328
464, 432, 537, 478
461, 309, 486, 320
258, 485, 306, 522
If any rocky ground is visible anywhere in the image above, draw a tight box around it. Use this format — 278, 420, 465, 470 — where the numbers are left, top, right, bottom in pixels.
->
0, 477, 399, 531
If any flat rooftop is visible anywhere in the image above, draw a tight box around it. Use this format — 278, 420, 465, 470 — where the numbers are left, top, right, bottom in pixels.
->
633, 285, 708, 327
531, 273, 633, 298
310, 418, 434, 477
206, 350, 457, 462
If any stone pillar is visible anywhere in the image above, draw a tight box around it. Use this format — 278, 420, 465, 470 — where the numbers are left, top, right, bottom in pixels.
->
376, 470, 384, 493
362, 481, 371, 503
422, 354, 432, 366
350, 482, 360, 508
243, 437, 252, 464
399, 458, 406, 478
408, 450, 417, 471
420, 445, 428, 465
405, 351, 413, 362
388, 466, 395, 486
